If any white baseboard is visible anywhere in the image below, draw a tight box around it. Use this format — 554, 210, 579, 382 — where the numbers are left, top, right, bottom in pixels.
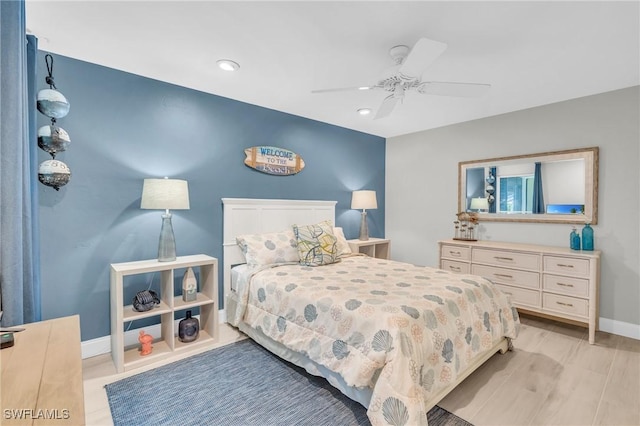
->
82, 311, 637, 359
81, 310, 227, 359
599, 317, 640, 341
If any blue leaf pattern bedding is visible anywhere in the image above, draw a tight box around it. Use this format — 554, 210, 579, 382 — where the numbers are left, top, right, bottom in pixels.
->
228, 255, 520, 426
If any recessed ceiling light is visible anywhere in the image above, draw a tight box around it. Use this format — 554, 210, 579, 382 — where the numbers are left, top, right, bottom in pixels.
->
357, 108, 372, 116
217, 59, 240, 72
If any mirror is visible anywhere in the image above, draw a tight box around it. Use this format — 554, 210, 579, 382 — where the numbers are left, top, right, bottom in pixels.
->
458, 147, 598, 224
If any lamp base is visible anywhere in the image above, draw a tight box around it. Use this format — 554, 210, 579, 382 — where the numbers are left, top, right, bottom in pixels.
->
358, 210, 369, 241
158, 213, 177, 262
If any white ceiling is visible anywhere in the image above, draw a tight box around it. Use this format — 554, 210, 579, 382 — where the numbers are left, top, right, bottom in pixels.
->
26, 1, 640, 138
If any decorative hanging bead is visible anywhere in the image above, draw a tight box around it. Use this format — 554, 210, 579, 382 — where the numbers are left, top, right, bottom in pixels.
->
38, 160, 71, 191
37, 125, 70, 158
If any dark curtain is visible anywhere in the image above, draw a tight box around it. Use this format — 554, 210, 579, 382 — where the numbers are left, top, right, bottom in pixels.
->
532, 161, 545, 214
0, 0, 42, 325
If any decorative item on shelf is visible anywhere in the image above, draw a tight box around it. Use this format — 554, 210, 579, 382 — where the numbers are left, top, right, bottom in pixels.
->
140, 177, 190, 262
182, 267, 197, 302
570, 227, 581, 250
132, 290, 161, 312
351, 190, 377, 241
243, 146, 305, 176
36, 54, 71, 191
178, 310, 199, 343
138, 330, 153, 356
453, 212, 479, 241
582, 223, 594, 251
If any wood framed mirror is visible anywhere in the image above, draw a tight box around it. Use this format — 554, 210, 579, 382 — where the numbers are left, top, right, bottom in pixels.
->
458, 147, 598, 224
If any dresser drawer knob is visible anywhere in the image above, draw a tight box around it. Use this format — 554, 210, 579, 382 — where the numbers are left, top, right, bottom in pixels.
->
450, 251, 461, 257
556, 301, 574, 307
494, 256, 514, 262
556, 263, 574, 268
450, 266, 461, 272
494, 273, 514, 279
557, 282, 574, 288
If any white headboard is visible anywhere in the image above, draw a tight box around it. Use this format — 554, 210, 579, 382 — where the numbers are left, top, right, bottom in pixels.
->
221, 198, 337, 300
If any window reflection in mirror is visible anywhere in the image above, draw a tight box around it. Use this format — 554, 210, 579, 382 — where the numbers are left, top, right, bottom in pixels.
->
459, 148, 598, 224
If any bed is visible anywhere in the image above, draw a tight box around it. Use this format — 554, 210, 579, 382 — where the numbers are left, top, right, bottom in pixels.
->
222, 198, 519, 426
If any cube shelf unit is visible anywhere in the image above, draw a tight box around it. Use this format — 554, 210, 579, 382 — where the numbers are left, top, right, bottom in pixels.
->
110, 254, 218, 373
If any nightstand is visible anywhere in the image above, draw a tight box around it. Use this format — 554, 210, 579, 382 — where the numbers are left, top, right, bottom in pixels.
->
347, 238, 390, 260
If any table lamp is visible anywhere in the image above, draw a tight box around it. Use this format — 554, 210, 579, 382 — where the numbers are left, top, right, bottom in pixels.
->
141, 177, 190, 262
470, 197, 489, 212
351, 190, 377, 241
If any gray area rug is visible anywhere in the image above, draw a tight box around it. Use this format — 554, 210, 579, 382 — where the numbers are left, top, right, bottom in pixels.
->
106, 339, 472, 426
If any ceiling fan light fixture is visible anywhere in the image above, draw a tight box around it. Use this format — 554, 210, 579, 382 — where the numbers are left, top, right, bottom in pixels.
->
357, 108, 372, 116
217, 59, 240, 72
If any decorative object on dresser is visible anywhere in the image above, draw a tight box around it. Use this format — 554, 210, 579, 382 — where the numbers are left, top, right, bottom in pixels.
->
582, 223, 594, 251
110, 255, 218, 373
453, 211, 479, 241
182, 267, 197, 302
439, 239, 601, 343
351, 190, 377, 240
347, 237, 390, 259
140, 177, 190, 262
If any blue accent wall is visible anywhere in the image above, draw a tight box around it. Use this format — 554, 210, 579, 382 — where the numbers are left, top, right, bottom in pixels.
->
36, 52, 385, 341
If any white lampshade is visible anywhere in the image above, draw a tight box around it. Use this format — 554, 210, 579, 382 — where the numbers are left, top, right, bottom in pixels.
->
351, 190, 377, 210
470, 197, 489, 211
141, 178, 190, 210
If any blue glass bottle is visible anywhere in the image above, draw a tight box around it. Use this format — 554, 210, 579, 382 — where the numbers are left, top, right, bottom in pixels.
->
570, 227, 580, 250
582, 223, 594, 251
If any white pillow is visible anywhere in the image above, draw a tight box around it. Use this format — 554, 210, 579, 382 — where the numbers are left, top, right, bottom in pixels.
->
333, 227, 352, 257
236, 229, 299, 268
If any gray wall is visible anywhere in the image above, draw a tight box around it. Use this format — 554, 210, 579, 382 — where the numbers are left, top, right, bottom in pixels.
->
36, 53, 385, 341
386, 87, 640, 331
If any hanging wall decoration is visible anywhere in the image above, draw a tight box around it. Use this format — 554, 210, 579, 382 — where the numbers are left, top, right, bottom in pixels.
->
244, 146, 305, 176
36, 54, 71, 191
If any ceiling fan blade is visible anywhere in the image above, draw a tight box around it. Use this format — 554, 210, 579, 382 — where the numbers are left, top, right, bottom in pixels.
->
399, 37, 447, 78
311, 86, 375, 94
418, 81, 491, 97
374, 95, 400, 120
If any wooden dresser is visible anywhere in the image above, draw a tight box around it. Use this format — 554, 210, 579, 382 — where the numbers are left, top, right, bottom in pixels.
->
1, 315, 85, 425
439, 239, 601, 344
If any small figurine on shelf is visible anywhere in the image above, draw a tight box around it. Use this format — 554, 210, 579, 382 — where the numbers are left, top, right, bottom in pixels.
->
182, 267, 197, 302
138, 330, 153, 356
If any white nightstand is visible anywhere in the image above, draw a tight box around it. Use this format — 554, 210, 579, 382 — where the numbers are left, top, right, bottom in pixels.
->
347, 238, 391, 260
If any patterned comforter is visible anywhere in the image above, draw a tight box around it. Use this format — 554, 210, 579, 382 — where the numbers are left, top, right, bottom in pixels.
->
228, 255, 520, 426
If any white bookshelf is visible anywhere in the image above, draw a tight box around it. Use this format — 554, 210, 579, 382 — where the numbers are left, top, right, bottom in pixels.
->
110, 254, 218, 372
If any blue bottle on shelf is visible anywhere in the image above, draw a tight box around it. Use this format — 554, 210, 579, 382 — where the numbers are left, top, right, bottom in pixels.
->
582, 223, 594, 251
570, 227, 581, 250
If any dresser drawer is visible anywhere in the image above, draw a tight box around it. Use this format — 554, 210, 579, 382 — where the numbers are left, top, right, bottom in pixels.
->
472, 264, 540, 289
441, 245, 470, 261
543, 274, 589, 298
544, 256, 590, 277
495, 284, 540, 308
473, 249, 540, 271
441, 260, 470, 274
543, 293, 588, 318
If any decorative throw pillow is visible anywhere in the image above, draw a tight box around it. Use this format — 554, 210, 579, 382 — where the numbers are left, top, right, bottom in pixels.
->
236, 230, 299, 268
293, 220, 338, 266
333, 227, 352, 257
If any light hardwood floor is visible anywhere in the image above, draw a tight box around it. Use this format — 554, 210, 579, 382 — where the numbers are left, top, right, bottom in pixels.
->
83, 315, 640, 425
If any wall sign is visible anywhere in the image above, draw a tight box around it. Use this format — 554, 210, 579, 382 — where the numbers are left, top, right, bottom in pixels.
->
244, 146, 305, 176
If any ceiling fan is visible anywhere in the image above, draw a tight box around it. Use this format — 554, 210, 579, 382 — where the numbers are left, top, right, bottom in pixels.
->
312, 37, 491, 119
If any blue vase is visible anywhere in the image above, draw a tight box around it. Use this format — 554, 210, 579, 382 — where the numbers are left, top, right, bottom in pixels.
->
570, 228, 581, 250
582, 224, 594, 251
